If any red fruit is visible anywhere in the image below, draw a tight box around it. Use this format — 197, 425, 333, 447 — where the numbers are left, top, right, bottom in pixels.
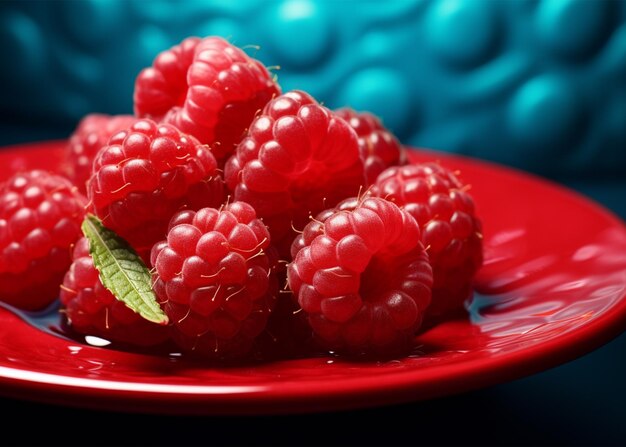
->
60, 238, 170, 347
372, 163, 483, 318
151, 202, 278, 359
134, 36, 281, 164
224, 90, 365, 258
287, 197, 433, 358
335, 108, 405, 185
64, 114, 139, 193
86, 119, 225, 261
256, 280, 314, 359
0, 170, 86, 310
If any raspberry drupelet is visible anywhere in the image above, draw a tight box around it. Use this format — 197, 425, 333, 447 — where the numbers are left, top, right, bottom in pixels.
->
372, 163, 483, 319
60, 237, 170, 347
0, 170, 86, 310
224, 90, 366, 259
334, 108, 406, 186
288, 197, 433, 358
134, 36, 281, 164
64, 114, 139, 194
86, 119, 225, 261
151, 202, 278, 360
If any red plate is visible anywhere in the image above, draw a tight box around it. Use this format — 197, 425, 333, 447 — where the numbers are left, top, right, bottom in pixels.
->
0, 141, 625, 415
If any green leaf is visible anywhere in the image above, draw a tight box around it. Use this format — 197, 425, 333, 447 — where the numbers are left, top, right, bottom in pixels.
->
81, 214, 168, 325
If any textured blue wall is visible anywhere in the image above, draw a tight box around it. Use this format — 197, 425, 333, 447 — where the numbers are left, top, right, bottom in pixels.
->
0, 0, 625, 180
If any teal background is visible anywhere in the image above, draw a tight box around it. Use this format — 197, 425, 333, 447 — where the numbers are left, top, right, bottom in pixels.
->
1, 0, 626, 180
0, 0, 625, 444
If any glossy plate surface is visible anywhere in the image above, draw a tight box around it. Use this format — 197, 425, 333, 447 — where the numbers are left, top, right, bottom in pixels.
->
0, 141, 625, 415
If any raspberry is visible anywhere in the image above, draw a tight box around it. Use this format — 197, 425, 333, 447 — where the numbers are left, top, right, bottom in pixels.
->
372, 163, 483, 318
256, 287, 314, 359
60, 237, 170, 347
335, 108, 405, 185
151, 202, 278, 359
224, 90, 365, 258
0, 170, 86, 310
87, 119, 225, 261
287, 197, 433, 357
64, 114, 139, 193
134, 36, 281, 164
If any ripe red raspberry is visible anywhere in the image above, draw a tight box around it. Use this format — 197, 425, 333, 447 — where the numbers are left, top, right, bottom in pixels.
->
224, 90, 365, 258
87, 119, 225, 261
134, 36, 281, 164
151, 202, 278, 359
0, 170, 86, 310
335, 108, 406, 185
287, 197, 433, 358
60, 237, 170, 347
372, 163, 483, 318
256, 288, 314, 359
64, 114, 139, 193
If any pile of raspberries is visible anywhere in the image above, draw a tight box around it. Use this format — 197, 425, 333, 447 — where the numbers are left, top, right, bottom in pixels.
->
0, 37, 482, 361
